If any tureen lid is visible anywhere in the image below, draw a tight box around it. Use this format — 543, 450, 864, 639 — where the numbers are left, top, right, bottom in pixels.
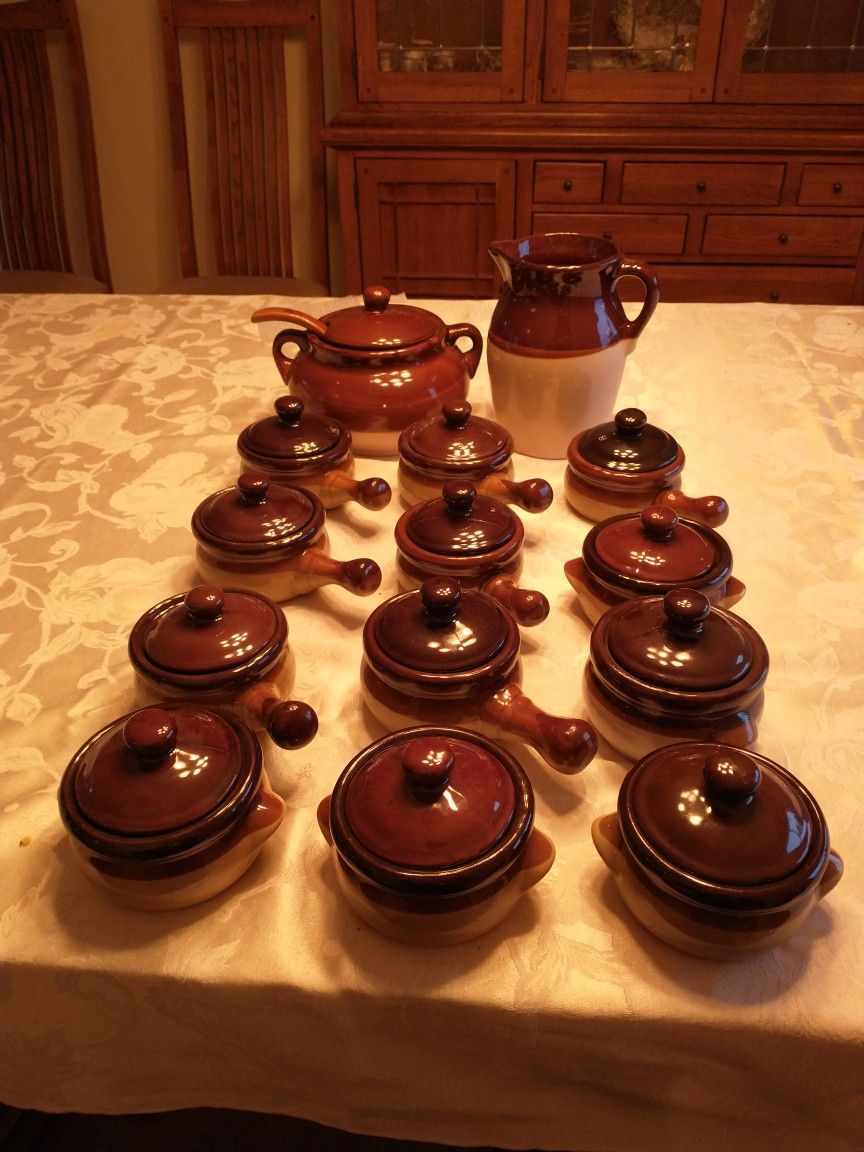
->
400, 482, 520, 559
399, 401, 512, 472
58, 704, 262, 860
129, 585, 287, 688
619, 742, 830, 911
191, 472, 324, 555
571, 408, 681, 475
318, 285, 446, 353
363, 576, 517, 679
237, 396, 350, 471
328, 726, 533, 894
584, 506, 731, 594
591, 588, 769, 697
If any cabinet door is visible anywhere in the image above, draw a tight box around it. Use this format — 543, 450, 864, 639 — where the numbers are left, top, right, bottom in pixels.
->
715, 0, 864, 104
542, 0, 726, 102
352, 0, 527, 102
355, 156, 516, 296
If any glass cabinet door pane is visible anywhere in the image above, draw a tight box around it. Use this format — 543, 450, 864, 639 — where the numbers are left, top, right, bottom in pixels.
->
741, 0, 864, 75
566, 0, 702, 75
375, 0, 504, 74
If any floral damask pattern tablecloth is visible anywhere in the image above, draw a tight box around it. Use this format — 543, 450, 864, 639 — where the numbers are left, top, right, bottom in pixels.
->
0, 293, 862, 1152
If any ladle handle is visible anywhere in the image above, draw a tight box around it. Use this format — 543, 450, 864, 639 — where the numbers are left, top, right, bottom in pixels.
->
482, 683, 597, 774
319, 469, 392, 511
251, 306, 329, 338
477, 475, 553, 513
481, 575, 550, 627
656, 488, 729, 528
287, 547, 382, 596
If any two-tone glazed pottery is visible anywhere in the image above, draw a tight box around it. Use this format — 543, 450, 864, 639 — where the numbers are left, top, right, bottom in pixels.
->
397, 401, 553, 512
191, 472, 382, 602
317, 726, 555, 945
252, 286, 483, 456
592, 742, 843, 959
565, 505, 745, 624
128, 584, 318, 749
565, 408, 728, 526
361, 576, 597, 774
584, 588, 769, 760
59, 704, 289, 910
237, 396, 391, 511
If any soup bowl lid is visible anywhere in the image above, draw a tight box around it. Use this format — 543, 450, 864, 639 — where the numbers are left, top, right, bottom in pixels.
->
399, 402, 512, 473
398, 482, 520, 561
237, 396, 350, 471
569, 408, 682, 477
191, 472, 325, 557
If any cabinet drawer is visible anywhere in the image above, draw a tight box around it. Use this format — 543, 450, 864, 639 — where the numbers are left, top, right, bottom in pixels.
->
532, 212, 686, 254
702, 214, 864, 258
533, 162, 604, 203
799, 165, 864, 207
622, 162, 785, 206
649, 265, 858, 304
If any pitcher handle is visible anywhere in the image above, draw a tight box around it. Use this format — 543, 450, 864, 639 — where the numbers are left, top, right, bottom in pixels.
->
444, 323, 484, 379
613, 259, 660, 341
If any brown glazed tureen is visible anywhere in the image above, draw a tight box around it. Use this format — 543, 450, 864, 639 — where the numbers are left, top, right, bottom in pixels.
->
592, 742, 844, 958
59, 704, 289, 910
584, 588, 769, 761
398, 401, 554, 512
317, 726, 556, 946
191, 472, 382, 602
237, 396, 391, 511
128, 584, 318, 749
565, 408, 728, 527
564, 505, 745, 624
361, 576, 597, 774
251, 286, 483, 456
394, 481, 550, 627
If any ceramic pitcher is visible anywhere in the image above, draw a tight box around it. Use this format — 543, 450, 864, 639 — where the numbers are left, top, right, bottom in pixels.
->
487, 234, 660, 459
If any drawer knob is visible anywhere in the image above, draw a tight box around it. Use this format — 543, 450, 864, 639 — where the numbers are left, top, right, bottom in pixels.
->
696, 180, 706, 193
770, 291, 780, 302
563, 180, 573, 192
833, 182, 843, 194
603, 230, 613, 240
778, 232, 789, 245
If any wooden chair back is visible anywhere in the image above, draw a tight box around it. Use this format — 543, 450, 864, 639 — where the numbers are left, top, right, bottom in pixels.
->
0, 0, 111, 291
159, 0, 329, 294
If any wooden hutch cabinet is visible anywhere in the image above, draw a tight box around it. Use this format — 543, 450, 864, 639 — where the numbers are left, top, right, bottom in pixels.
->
323, 0, 864, 302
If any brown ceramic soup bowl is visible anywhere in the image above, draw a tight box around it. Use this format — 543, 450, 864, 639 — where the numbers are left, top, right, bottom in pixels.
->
317, 726, 555, 946
395, 481, 550, 627
592, 742, 844, 959
58, 704, 288, 911
252, 286, 483, 457
565, 408, 728, 527
564, 505, 745, 624
398, 401, 553, 512
237, 396, 391, 511
584, 588, 769, 761
191, 472, 382, 603
361, 576, 597, 775
128, 584, 318, 750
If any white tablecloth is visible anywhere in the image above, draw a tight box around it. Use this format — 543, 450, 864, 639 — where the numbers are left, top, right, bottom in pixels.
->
0, 293, 862, 1152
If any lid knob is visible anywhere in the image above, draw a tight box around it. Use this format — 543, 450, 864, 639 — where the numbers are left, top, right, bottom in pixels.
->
402, 736, 454, 798
442, 401, 472, 429
275, 395, 304, 426
442, 481, 476, 517
363, 285, 391, 312
703, 748, 761, 808
663, 588, 710, 637
614, 408, 648, 439
183, 585, 225, 624
421, 576, 461, 627
237, 471, 270, 505
641, 504, 678, 541
123, 708, 178, 762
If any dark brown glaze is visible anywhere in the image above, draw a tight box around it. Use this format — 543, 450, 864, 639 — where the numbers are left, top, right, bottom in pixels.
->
399, 402, 513, 474
58, 704, 262, 862
238, 396, 351, 474
488, 236, 659, 354
192, 473, 325, 557
618, 743, 833, 912
574, 408, 681, 474
252, 287, 483, 437
326, 726, 533, 897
